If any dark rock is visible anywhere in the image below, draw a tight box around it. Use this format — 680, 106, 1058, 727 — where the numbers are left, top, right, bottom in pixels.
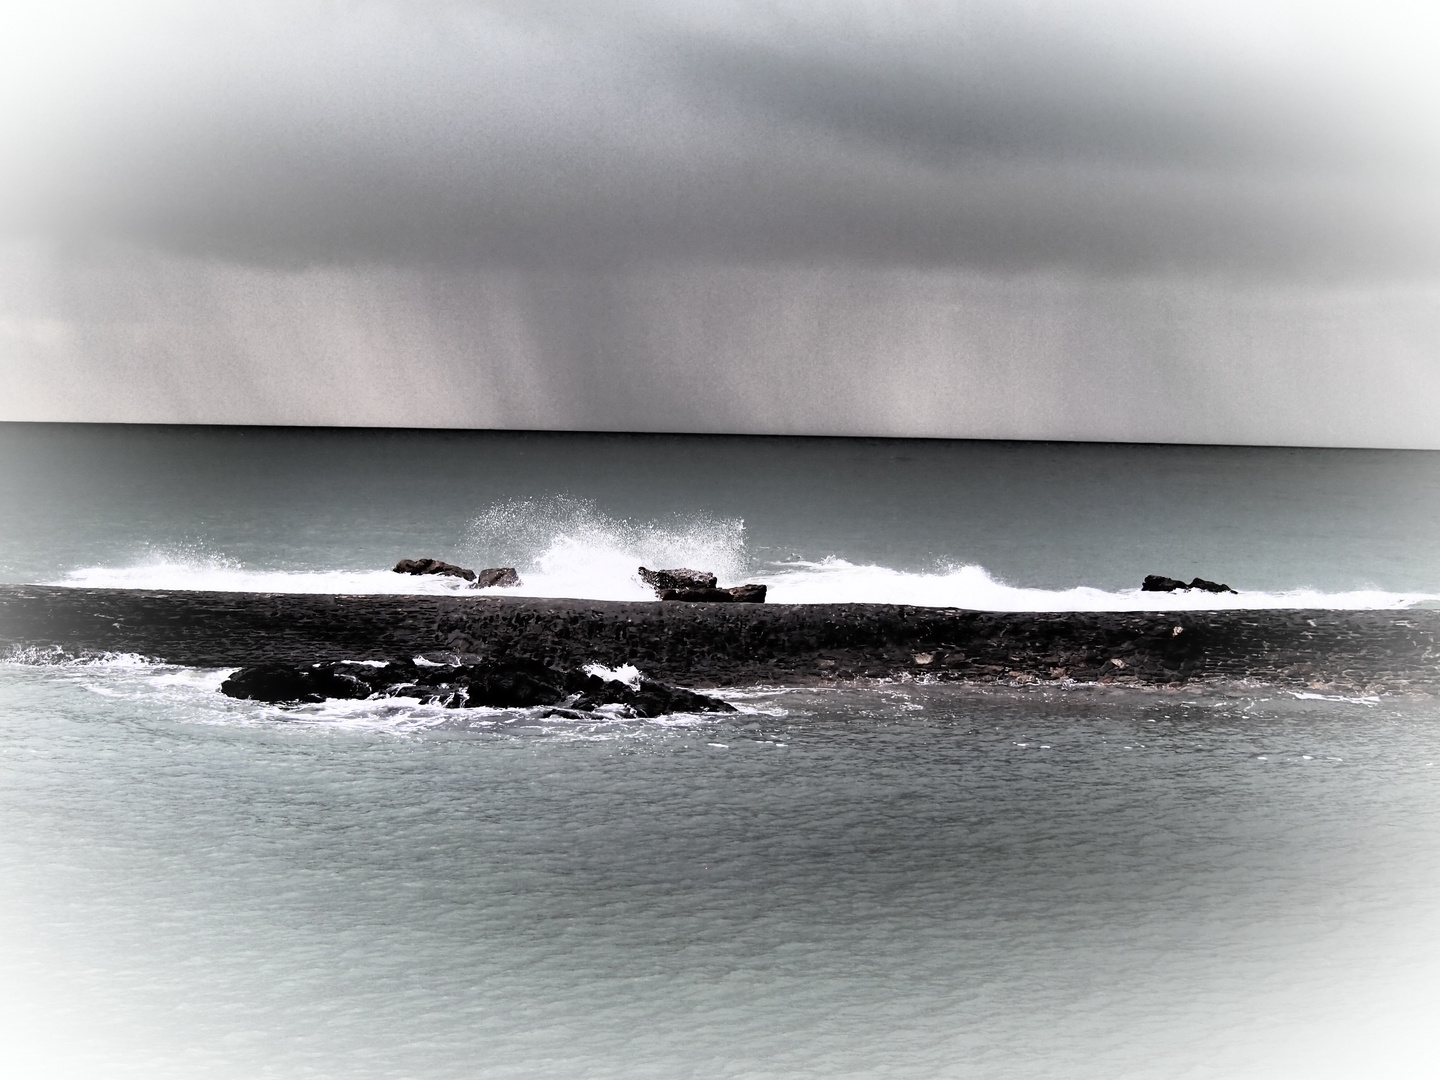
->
1188, 577, 1237, 594
727, 584, 767, 603
638, 567, 717, 594
660, 587, 735, 602
220, 662, 376, 704
218, 657, 732, 716
221, 657, 564, 708
475, 567, 522, 589
1142, 575, 1190, 592
1141, 574, 1237, 594
641, 567, 764, 602
394, 558, 476, 582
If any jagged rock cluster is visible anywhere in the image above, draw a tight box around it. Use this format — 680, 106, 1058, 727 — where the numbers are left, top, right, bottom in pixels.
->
1141, 574, 1237, 594
638, 567, 767, 603
394, 558, 521, 589
219, 657, 736, 717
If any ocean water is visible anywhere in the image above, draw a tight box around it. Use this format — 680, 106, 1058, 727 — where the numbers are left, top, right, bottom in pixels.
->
3, 423, 1440, 607
3, 423, 1440, 1078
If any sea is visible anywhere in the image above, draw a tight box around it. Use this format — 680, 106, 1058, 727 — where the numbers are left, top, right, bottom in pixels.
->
2, 423, 1439, 1078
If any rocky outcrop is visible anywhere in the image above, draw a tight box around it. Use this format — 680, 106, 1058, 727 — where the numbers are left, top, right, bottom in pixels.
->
394, 558, 476, 582
475, 567, 522, 589
726, 584, 767, 603
219, 657, 735, 717
1142, 575, 1237, 594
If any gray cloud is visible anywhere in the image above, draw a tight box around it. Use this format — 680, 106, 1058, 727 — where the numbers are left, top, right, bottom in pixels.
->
4, 2, 1440, 447
3, 1, 1438, 274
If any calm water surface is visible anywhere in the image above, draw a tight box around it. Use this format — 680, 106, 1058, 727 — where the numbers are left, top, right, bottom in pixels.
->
1, 666, 1438, 1078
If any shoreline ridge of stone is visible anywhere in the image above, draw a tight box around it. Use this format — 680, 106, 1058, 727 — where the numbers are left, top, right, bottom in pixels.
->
1, 585, 1437, 695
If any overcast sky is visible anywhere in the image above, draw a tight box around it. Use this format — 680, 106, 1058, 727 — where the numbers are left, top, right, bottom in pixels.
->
3, 1, 1439, 445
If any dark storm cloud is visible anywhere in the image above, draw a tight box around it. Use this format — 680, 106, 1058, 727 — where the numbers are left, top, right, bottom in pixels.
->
3, 0, 1437, 275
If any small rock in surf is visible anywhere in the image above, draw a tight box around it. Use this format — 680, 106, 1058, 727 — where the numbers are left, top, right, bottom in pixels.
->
394, 558, 476, 581
639, 568, 767, 603
638, 567, 718, 594
726, 584, 767, 603
1142, 574, 1237, 594
1187, 577, 1236, 594
1142, 575, 1189, 592
474, 567, 522, 589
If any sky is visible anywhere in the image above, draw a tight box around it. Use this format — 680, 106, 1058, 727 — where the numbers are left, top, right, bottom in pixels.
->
2, 0, 1438, 446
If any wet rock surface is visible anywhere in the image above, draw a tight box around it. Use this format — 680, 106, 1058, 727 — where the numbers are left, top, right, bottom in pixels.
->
219, 657, 735, 716
4, 585, 1439, 696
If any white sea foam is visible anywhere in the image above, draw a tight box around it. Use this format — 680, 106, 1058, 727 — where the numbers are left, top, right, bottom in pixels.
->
36, 498, 1439, 611
53, 559, 478, 595
460, 496, 748, 601
751, 558, 1436, 611
43, 555, 1435, 610
584, 662, 644, 689
2, 644, 164, 667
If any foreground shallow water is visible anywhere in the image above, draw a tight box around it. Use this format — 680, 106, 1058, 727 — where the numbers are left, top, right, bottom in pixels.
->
2, 658, 1438, 1079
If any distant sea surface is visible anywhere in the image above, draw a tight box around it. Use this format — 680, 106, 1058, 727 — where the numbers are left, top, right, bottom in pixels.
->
3, 423, 1440, 606
2, 423, 1439, 1078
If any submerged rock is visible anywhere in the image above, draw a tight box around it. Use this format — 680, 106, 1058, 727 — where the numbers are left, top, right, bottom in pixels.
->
638, 567, 718, 594
475, 567, 522, 589
219, 658, 735, 717
394, 558, 476, 581
1142, 574, 1237, 594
